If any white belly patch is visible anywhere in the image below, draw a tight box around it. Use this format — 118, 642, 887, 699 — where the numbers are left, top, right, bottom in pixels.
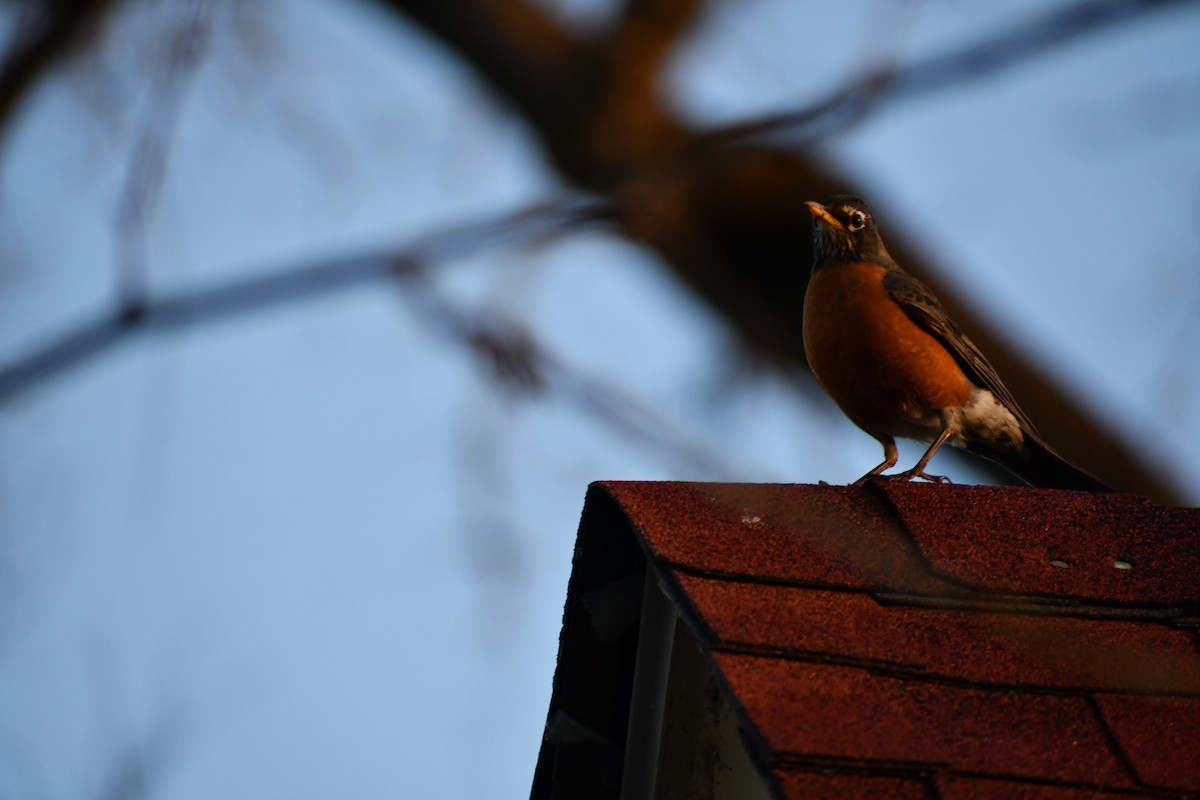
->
947, 388, 1024, 450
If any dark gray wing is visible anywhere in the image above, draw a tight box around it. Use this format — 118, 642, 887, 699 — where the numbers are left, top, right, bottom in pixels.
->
881, 268, 1038, 433
882, 267, 1111, 490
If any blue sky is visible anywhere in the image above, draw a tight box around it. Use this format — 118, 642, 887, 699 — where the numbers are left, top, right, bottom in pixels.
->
2, 1, 1199, 798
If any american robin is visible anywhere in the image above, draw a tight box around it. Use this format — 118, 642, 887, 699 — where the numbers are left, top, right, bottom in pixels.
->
803, 195, 1110, 491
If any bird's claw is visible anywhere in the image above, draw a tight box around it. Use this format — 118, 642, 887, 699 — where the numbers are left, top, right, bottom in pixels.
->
851, 470, 953, 486
893, 469, 952, 485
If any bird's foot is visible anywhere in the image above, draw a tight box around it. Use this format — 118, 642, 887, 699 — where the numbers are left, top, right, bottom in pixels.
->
890, 468, 952, 485
852, 470, 952, 486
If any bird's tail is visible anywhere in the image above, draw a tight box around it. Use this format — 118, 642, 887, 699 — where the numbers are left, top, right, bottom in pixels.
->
987, 436, 1112, 492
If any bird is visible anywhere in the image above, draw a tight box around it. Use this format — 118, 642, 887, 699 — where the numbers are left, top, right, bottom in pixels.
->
802, 194, 1111, 492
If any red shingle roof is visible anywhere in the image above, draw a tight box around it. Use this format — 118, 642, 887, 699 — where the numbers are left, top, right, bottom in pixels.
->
532, 481, 1200, 799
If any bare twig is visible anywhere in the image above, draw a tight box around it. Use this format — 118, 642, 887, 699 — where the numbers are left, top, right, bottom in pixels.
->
708, 0, 1199, 148
0, 198, 607, 404
113, 0, 212, 308
395, 265, 743, 480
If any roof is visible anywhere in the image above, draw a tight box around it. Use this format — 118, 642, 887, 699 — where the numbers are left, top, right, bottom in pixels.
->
531, 481, 1200, 799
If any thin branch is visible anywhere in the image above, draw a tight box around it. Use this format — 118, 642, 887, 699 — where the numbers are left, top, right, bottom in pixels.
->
708, 0, 1200, 148
0, 182, 739, 479
0, 198, 608, 405
113, 0, 212, 307
395, 266, 745, 480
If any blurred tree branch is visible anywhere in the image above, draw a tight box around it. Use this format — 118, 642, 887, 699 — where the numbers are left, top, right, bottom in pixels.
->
378, 0, 1194, 502
0, 199, 605, 401
716, 0, 1198, 147
113, 0, 212, 307
0, 0, 1193, 501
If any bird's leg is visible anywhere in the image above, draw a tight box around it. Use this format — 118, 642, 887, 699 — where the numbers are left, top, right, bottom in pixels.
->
892, 425, 955, 484
852, 437, 899, 485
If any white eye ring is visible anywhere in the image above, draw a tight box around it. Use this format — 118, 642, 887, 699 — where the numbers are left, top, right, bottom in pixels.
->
848, 211, 866, 231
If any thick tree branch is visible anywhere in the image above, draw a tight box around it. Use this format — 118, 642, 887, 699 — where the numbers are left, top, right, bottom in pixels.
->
377, 0, 1193, 502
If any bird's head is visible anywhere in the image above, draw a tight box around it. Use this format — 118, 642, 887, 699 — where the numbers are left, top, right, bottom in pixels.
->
806, 195, 891, 269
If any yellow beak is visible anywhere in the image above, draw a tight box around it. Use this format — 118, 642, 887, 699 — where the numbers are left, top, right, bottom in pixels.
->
805, 201, 842, 229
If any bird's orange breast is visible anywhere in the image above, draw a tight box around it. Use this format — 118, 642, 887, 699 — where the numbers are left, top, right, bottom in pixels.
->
803, 262, 972, 439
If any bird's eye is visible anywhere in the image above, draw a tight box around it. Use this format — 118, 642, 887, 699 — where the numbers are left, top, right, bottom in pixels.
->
848, 211, 866, 231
